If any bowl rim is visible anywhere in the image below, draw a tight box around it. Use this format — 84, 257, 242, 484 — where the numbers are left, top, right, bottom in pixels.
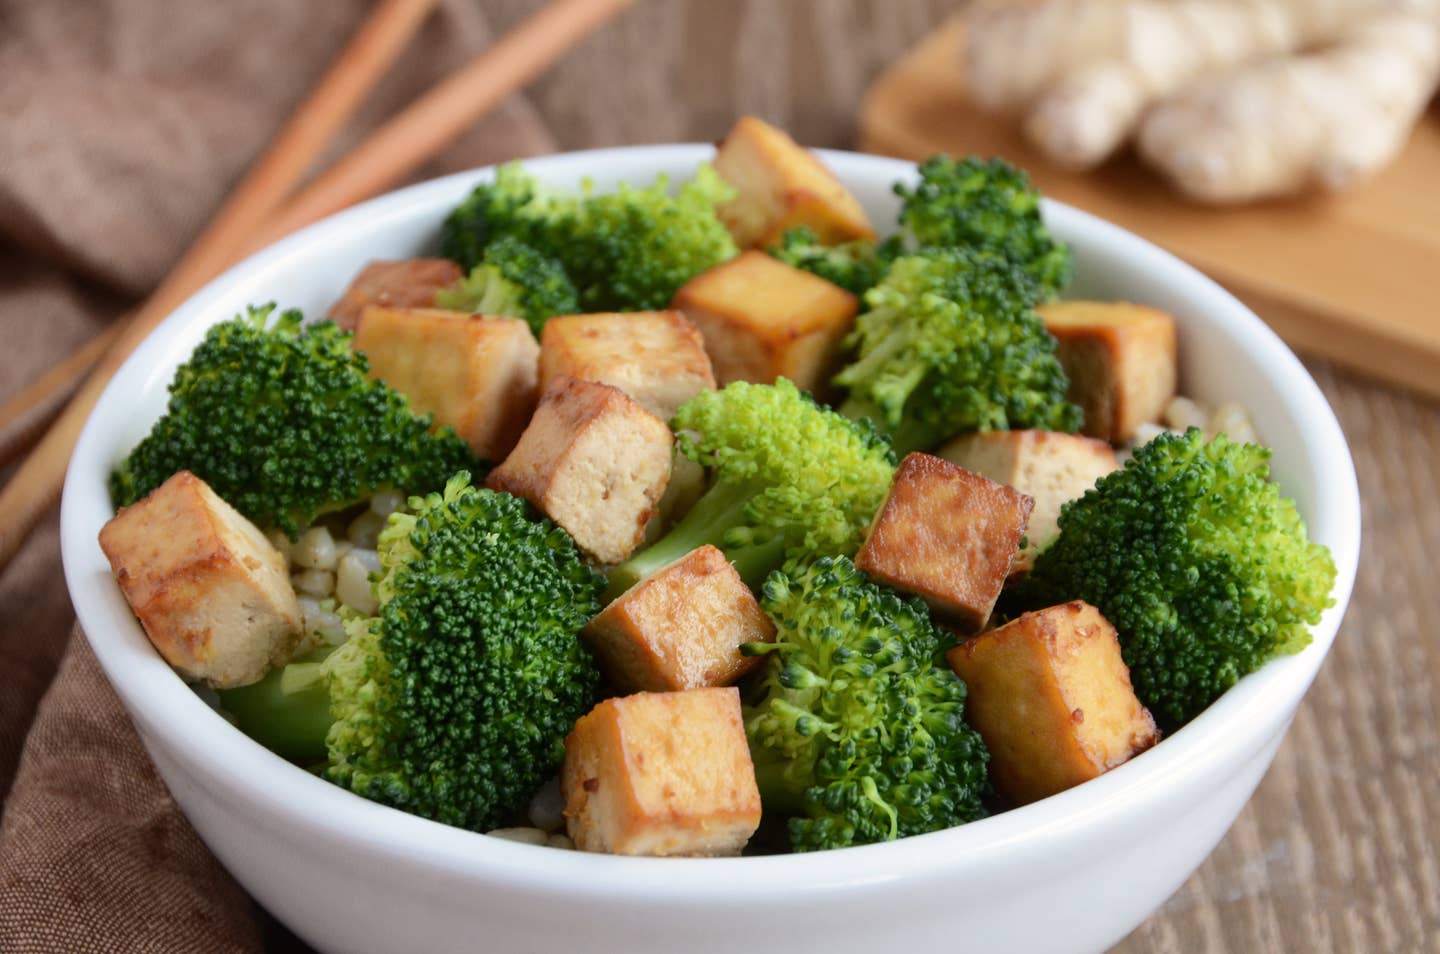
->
61, 143, 1361, 898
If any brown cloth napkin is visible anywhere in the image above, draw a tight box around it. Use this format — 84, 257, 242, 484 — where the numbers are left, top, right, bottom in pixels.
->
0, 1, 557, 949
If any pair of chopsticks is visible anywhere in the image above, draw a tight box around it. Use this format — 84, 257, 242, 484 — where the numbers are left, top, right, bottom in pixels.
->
0, 0, 633, 572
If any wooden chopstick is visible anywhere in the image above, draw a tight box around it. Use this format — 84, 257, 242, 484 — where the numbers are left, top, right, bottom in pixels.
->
0, 0, 632, 573
0, 0, 439, 473
0, 0, 634, 468
240, 0, 635, 256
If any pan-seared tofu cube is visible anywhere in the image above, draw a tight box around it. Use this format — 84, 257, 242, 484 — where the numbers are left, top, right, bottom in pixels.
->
353, 306, 538, 461
673, 251, 857, 392
98, 471, 301, 689
539, 311, 716, 420
938, 430, 1118, 573
713, 116, 875, 249
327, 259, 463, 332
561, 688, 762, 856
1038, 301, 1178, 444
947, 601, 1160, 805
584, 545, 775, 692
856, 453, 1033, 631
487, 377, 673, 564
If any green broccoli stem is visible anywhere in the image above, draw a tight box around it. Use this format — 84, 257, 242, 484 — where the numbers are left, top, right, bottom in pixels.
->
473, 270, 522, 316
832, 324, 922, 403
605, 477, 783, 600
750, 756, 811, 818
836, 395, 886, 430
837, 397, 940, 457
885, 416, 948, 457
218, 650, 334, 765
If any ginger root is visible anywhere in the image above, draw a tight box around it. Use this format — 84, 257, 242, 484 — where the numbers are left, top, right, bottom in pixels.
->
967, 0, 1393, 169
1137, 8, 1440, 202
1021, 0, 1364, 168
965, 0, 1379, 117
966, 0, 1140, 114
964, 0, 1440, 200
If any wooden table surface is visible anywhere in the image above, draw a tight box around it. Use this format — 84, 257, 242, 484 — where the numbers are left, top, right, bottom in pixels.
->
476, 1, 1439, 950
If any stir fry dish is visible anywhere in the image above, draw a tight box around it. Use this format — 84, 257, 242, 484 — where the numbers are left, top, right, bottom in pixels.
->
98, 116, 1336, 857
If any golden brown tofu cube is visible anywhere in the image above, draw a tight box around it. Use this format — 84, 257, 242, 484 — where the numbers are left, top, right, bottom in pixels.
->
584, 545, 775, 692
98, 471, 301, 689
327, 259, 463, 332
713, 116, 875, 249
353, 306, 538, 460
856, 453, 1033, 631
673, 251, 857, 392
938, 430, 1118, 574
947, 601, 1160, 805
1038, 301, 1178, 444
487, 377, 673, 564
539, 311, 716, 420
561, 688, 762, 856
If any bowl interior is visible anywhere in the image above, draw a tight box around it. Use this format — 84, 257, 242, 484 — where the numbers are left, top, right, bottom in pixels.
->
60, 145, 1360, 894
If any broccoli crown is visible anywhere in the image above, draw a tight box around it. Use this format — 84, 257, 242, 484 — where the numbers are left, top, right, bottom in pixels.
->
433, 235, 579, 335
322, 473, 604, 831
743, 557, 989, 852
561, 163, 738, 310
109, 305, 479, 535
440, 162, 737, 313
834, 251, 1081, 454
769, 226, 899, 298
895, 156, 1072, 300
607, 379, 897, 596
439, 162, 563, 271
1015, 429, 1337, 729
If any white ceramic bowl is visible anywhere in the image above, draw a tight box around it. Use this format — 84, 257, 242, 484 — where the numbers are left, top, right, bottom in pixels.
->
61, 146, 1360, 954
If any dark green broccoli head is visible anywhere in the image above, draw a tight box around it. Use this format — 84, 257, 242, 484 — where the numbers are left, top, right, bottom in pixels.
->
768, 226, 901, 298
834, 250, 1081, 454
607, 379, 896, 596
896, 156, 1071, 300
322, 473, 603, 830
439, 162, 567, 271
744, 556, 989, 852
434, 235, 579, 335
561, 164, 738, 310
1015, 428, 1337, 729
109, 305, 480, 536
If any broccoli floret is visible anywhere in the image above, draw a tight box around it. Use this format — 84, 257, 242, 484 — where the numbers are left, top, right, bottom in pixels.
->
561, 163, 738, 310
769, 227, 900, 297
833, 251, 1081, 455
606, 379, 896, 596
1012, 429, 1337, 729
434, 235, 579, 335
742, 556, 988, 852
224, 473, 604, 831
439, 162, 566, 270
441, 162, 738, 313
895, 156, 1072, 300
109, 305, 480, 536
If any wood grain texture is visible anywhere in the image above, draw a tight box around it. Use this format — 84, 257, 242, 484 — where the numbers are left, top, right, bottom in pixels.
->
859, 16, 1440, 400
471, 3, 1436, 950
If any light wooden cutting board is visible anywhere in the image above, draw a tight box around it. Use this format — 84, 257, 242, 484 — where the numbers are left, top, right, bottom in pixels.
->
859, 15, 1440, 399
